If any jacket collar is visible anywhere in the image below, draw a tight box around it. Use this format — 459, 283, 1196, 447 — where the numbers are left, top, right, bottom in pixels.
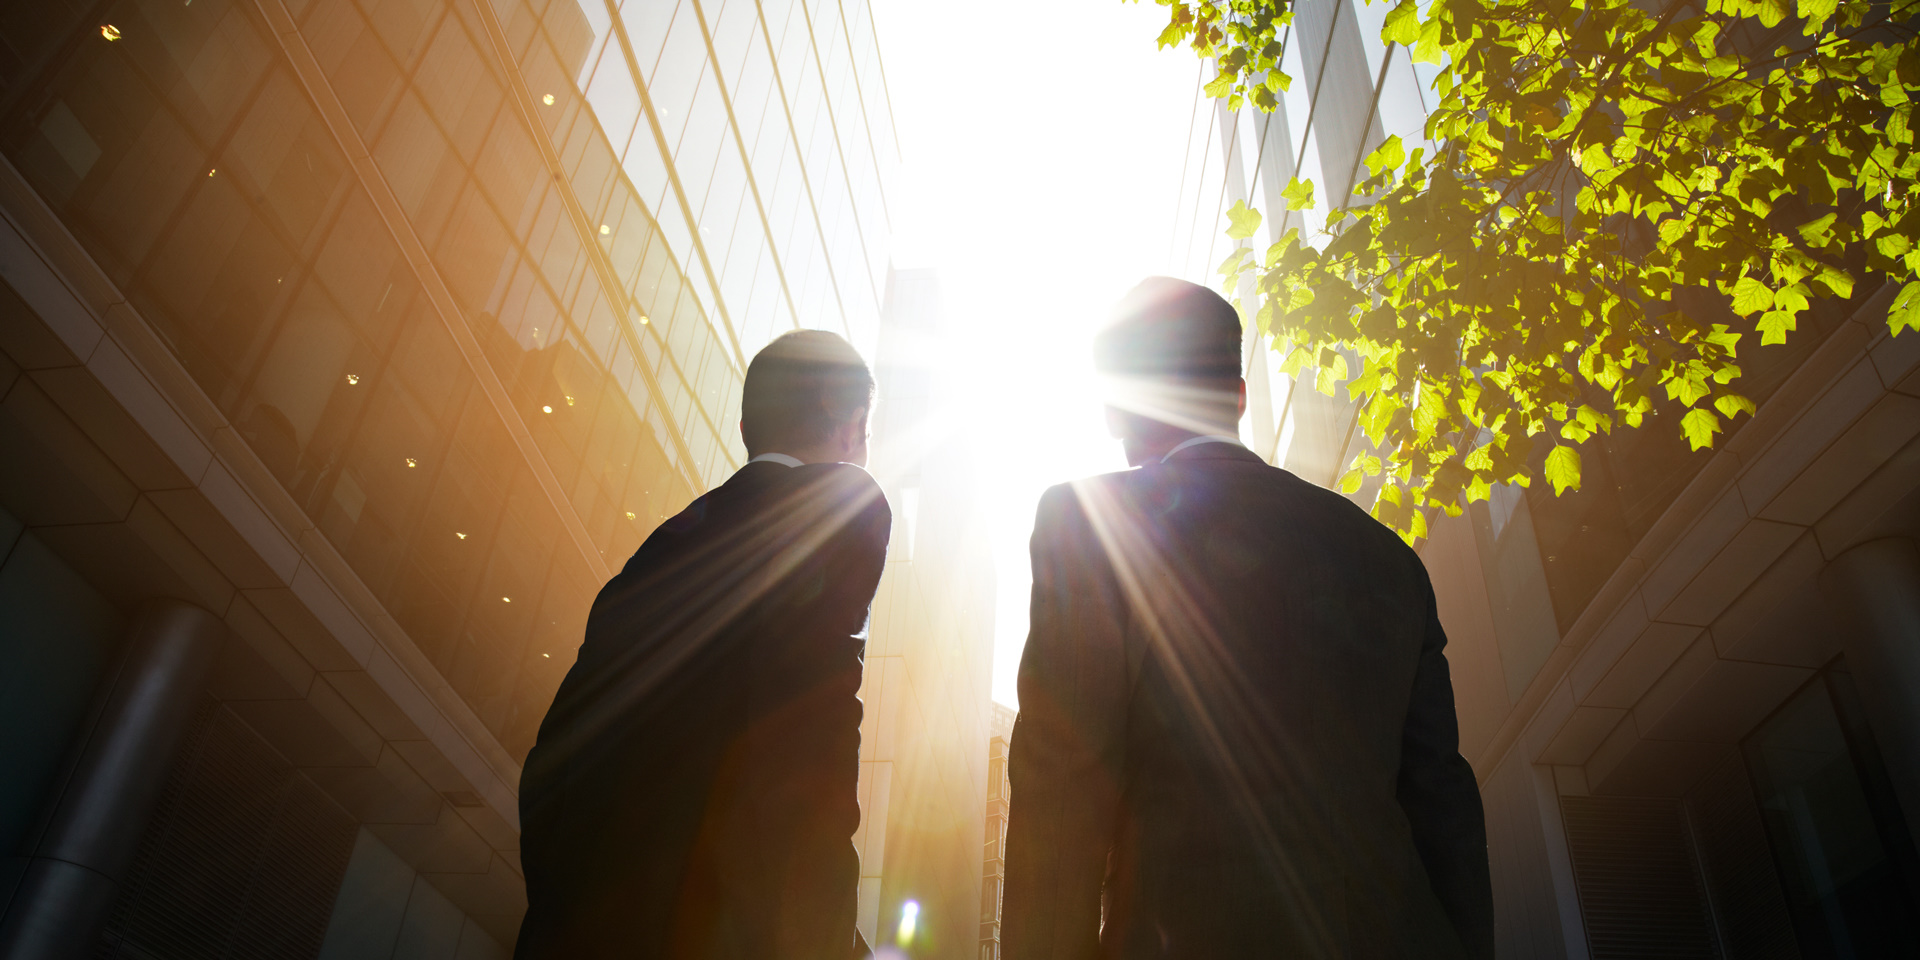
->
1159, 439, 1265, 466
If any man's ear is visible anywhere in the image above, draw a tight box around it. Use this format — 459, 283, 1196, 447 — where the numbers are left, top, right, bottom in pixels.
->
831, 405, 870, 454
1235, 378, 1248, 420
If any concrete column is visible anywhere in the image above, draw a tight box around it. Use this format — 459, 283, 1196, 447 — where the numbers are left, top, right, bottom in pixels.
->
0, 599, 224, 958
1819, 537, 1920, 831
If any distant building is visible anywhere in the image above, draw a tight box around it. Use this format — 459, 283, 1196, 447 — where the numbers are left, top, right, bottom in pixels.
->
979, 703, 1016, 960
856, 267, 999, 957
1173, 1, 1920, 955
0, 0, 895, 954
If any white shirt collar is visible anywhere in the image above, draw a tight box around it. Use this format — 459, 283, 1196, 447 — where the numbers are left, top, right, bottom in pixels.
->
746, 452, 805, 468
1160, 435, 1245, 463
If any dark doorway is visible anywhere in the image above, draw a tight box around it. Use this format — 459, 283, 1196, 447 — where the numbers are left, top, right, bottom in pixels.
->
1743, 662, 1920, 959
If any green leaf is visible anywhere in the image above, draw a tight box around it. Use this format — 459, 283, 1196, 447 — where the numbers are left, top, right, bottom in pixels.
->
1338, 468, 1366, 493
1714, 394, 1757, 418
1544, 445, 1582, 495
1773, 284, 1810, 315
1364, 135, 1406, 178
1814, 266, 1854, 299
1164, 0, 1920, 540
1681, 408, 1723, 450
1797, 0, 1837, 29
1281, 176, 1316, 211
1315, 351, 1350, 395
1412, 13, 1444, 63
1731, 276, 1775, 315
1704, 325, 1742, 357
1382, 0, 1421, 45
1797, 212, 1837, 246
1217, 245, 1253, 278
1758, 311, 1796, 345
1892, 281, 1920, 336
1225, 199, 1262, 240
1691, 20, 1721, 57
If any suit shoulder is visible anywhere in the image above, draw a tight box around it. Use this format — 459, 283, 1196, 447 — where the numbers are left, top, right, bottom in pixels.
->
1283, 473, 1424, 564
794, 461, 890, 519
656, 488, 717, 535
1035, 474, 1107, 515
1033, 469, 1139, 530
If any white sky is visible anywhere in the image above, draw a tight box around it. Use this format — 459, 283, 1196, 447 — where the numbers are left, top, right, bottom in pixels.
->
868, 0, 1205, 708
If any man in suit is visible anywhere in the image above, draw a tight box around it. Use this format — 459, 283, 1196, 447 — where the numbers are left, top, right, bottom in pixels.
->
1001, 278, 1493, 959
515, 330, 890, 960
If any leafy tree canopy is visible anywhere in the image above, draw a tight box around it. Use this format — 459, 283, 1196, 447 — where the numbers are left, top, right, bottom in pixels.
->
1152, 0, 1920, 540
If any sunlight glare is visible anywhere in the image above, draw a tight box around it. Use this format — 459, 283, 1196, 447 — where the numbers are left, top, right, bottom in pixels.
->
873, 0, 1201, 707
896, 899, 920, 944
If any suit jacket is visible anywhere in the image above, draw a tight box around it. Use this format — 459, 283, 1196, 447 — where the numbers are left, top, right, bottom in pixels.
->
515, 460, 890, 960
1001, 442, 1493, 960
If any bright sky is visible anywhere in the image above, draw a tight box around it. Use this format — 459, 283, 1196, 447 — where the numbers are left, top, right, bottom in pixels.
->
869, 0, 1205, 708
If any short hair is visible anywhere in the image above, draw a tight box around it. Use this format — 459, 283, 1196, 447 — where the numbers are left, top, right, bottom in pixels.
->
740, 330, 874, 454
1095, 277, 1242, 380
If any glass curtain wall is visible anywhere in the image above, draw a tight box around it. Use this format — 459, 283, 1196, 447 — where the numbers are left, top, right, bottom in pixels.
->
0, 0, 894, 761
1743, 661, 1920, 958
1166, 0, 1435, 473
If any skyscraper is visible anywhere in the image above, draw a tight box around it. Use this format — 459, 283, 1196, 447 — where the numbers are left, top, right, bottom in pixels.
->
1173, 1, 1920, 955
0, 0, 897, 954
857, 266, 998, 957
978, 702, 1015, 960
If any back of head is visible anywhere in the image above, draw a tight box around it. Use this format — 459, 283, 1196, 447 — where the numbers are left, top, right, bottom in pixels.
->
1096, 277, 1244, 439
741, 329, 875, 456
1097, 277, 1243, 380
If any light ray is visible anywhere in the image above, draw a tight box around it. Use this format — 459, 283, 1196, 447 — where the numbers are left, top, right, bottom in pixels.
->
537, 472, 887, 781
1064, 476, 1344, 953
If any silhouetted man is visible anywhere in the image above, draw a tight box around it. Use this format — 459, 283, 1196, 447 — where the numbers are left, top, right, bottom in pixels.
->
1002, 278, 1493, 959
516, 331, 889, 960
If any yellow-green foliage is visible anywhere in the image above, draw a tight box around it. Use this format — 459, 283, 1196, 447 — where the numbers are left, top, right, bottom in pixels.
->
1154, 0, 1920, 539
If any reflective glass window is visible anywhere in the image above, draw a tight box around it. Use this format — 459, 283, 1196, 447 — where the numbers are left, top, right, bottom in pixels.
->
615, 0, 675, 76
710, 0, 757, 77
477, 107, 549, 234
547, 0, 603, 83
676, 76, 729, 208
416, 16, 504, 163
302, 3, 404, 138
646, 15, 705, 147
584, 36, 643, 158
1744, 666, 1920, 956
374, 92, 465, 244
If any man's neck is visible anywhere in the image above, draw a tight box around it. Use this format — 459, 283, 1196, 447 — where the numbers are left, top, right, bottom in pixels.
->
747, 444, 850, 466
1124, 426, 1240, 467
746, 452, 805, 468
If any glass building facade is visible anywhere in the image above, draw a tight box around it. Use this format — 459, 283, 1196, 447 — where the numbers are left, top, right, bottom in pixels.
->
857, 267, 998, 955
977, 703, 1015, 960
0, 0, 897, 953
1171, 1, 1920, 956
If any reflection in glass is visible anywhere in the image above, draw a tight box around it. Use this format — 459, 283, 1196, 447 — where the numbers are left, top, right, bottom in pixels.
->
1744, 664, 1920, 958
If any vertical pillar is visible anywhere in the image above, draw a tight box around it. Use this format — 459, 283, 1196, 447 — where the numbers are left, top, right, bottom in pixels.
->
1819, 537, 1920, 831
0, 599, 224, 958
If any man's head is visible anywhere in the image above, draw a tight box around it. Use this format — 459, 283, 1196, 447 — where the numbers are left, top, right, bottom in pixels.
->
740, 330, 875, 466
1096, 277, 1247, 466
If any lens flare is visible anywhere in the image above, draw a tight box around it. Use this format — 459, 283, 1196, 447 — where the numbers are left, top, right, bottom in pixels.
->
895, 899, 919, 944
